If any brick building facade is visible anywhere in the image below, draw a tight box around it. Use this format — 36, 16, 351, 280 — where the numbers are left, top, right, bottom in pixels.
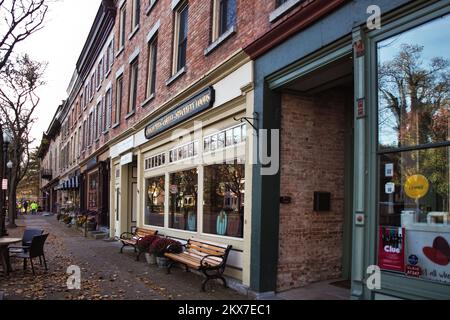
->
38, 0, 450, 299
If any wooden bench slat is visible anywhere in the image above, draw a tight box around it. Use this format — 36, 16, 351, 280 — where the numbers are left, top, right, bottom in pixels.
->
189, 240, 228, 253
190, 238, 229, 249
187, 244, 224, 256
184, 251, 223, 264
165, 253, 201, 268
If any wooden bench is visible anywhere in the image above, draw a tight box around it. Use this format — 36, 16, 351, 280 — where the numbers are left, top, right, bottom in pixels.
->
119, 228, 158, 261
164, 238, 232, 291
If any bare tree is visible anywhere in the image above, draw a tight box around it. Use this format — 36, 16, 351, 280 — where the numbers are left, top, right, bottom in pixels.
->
0, 54, 46, 227
0, 0, 48, 71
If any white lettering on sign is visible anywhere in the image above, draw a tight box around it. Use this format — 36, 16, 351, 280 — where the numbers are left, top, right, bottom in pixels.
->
384, 245, 400, 254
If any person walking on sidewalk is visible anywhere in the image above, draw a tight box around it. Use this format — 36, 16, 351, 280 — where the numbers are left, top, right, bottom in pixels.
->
31, 201, 38, 215
23, 200, 28, 214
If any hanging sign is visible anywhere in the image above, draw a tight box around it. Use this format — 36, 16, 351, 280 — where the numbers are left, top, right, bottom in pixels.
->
2, 179, 7, 190
145, 87, 215, 140
404, 174, 429, 200
378, 226, 405, 272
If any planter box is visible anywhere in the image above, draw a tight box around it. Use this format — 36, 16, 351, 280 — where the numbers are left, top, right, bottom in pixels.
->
156, 256, 169, 268
145, 253, 157, 265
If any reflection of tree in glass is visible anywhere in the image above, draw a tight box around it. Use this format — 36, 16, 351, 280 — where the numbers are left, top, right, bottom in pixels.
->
147, 176, 164, 212
215, 162, 245, 216
379, 44, 450, 148
170, 169, 198, 229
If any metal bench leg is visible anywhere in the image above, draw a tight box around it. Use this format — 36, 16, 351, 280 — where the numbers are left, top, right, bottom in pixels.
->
219, 275, 227, 288
120, 243, 127, 253
42, 254, 48, 271
167, 261, 176, 274
136, 250, 141, 261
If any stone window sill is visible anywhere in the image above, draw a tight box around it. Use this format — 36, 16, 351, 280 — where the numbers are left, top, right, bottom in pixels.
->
146, 0, 158, 15
125, 111, 136, 120
269, 0, 302, 23
111, 122, 120, 129
204, 26, 236, 56
141, 94, 155, 108
129, 25, 140, 41
166, 67, 186, 86
116, 46, 125, 58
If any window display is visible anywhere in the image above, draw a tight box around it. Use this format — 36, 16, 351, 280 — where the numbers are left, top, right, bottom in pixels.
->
145, 175, 165, 227
377, 15, 450, 285
203, 162, 245, 238
169, 169, 198, 231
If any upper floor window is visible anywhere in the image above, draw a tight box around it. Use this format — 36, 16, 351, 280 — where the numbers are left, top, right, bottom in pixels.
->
276, 0, 289, 7
132, 0, 140, 31
90, 74, 95, 100
97, 59, 103, 89
106, 39, 114, 74
115, 75, 124, 125
119, 4, 127, 49
213, 0, 236, 41
96, 100, 102, 139
173, 2, 188, 74
128, 58, 139, 114
105, 88, 112, 130
146, 36, 158, 99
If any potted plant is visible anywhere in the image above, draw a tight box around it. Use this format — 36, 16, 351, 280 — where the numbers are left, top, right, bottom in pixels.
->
150, 237, 183, 268
85, 216, 97, 231
137, 235, 160, 265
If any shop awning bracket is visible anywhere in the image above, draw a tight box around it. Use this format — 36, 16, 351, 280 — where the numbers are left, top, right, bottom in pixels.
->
233, 112, 259, 134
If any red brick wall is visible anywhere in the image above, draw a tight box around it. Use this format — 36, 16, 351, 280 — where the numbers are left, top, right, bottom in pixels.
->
108, 0, 317, 140
63, 0, 320, 165
277, 89, 348, 291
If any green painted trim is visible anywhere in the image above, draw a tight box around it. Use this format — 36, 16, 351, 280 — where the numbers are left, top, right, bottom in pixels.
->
267, 38, 352, 90
376, 272, 450, 300
363, 0, 450, 300
249, 85, 282, 293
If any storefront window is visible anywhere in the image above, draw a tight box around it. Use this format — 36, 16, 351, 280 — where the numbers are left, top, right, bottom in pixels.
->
169, 169, 198, 231
377, 15, 450, 285
145, 175, 165, 227
203, 162, 245, 238
378, 14, 450, 150
88, 171, 98, 211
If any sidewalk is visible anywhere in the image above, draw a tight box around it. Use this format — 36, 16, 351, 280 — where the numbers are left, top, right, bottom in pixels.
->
0, 214, 248, 300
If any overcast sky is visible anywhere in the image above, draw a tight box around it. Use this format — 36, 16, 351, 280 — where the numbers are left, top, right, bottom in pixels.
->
15, 0, 102, 148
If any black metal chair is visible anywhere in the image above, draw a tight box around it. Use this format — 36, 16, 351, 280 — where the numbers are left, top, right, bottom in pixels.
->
9, 229, 44, 254
12, 233, 49, 275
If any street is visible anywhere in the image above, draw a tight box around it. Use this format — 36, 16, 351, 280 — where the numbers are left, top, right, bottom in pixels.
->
0, 214, 247, 300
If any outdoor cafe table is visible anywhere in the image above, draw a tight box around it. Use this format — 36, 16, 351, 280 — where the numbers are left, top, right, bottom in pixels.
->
0, 238, 21, 276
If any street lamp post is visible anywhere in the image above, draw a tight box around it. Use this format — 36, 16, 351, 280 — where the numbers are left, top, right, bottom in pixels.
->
1, 130, 12, 237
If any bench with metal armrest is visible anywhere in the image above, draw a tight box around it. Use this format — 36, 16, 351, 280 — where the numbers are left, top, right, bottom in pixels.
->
119, 227, 158, 261
164, 238, 232, 291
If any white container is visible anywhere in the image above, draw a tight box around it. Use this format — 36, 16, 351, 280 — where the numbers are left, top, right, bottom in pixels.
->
427, 212, 449, 225
401, 210, 416, 226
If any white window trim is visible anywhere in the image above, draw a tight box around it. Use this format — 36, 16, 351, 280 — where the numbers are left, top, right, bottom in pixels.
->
269, 0, 302, 23
115, 65, 125, 79
128, 47, 141, 64
146, 19, 160, 43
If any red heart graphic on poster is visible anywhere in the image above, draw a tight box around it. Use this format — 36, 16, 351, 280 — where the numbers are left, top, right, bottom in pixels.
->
423, 247, 449, 266
433, 236, 450, 259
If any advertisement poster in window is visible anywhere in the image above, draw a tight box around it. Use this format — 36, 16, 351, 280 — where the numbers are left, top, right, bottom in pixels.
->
405, 229, 450, 284
378, 226, 405, 272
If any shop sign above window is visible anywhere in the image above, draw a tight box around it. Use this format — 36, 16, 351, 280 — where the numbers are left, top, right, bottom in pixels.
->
145, 87, 215, 140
